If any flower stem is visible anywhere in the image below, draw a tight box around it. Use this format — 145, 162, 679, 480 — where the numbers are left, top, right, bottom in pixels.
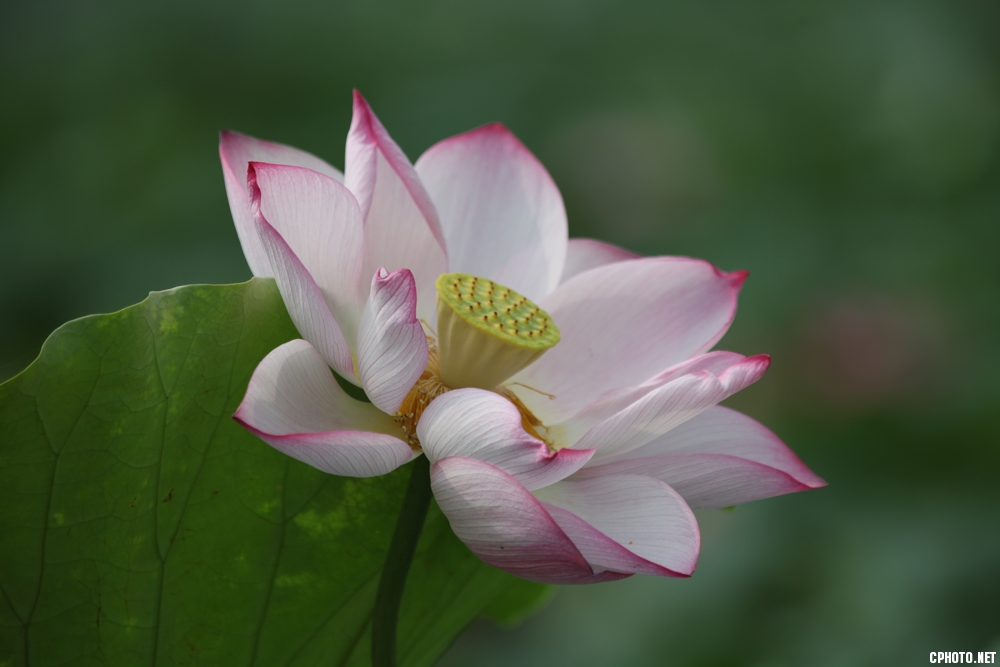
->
371, 455, 432, 667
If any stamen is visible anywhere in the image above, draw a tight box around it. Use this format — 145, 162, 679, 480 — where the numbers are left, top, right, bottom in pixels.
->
496, 387, 556, 451
507, 382, 556, 400
394, 343, 449, 450
418, 318, 437, 338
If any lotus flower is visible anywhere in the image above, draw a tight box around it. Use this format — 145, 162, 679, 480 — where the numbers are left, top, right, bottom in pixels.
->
223, 91, 825, 584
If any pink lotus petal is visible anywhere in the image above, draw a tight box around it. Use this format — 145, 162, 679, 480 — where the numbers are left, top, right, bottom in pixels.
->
234, 339, 401, 436
542, 503, 684, 577
233, 340, 414, 477
219, 131, 343, 278
579, 453, 816, 510
345, 91, 447, 323
250, 193, 355, 381
430, 457, 628, 584
357, 268, 428, 414
416, 123, 567, 301
578, 406, 826, 508
560, 238, 640, 284
561, 351, 750, 432
535, 473, 700, 576
614, 406, 826, 482
417, 389, 594, 490
250, 162, 365, 346
573, 355, 770, 461
512, 257, 749, 424
640, 350, 750, 386
241, 427, 416, 478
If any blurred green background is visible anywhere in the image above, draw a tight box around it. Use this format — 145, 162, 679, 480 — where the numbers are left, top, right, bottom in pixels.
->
2, 1, 998, 665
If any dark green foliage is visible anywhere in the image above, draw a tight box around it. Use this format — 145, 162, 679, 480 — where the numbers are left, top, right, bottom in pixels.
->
0, 278, 544, 666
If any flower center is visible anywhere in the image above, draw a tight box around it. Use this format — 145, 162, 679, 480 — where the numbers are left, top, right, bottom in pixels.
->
393, 343, 449, 449
393, 273, 560, 451
435, 273, 560, 390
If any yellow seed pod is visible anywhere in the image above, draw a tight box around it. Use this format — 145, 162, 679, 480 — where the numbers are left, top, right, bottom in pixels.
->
435, 273, 560, 389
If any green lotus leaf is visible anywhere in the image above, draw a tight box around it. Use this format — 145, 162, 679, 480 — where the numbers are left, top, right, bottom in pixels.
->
0, 278, 546, 666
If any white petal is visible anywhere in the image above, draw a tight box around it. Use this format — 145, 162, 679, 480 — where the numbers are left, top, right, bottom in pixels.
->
512, 257, 748, 424
219, 131, 343, 278
542, 503, 682, 577
417, 389, 593, 490
244, 429, 416, 478
233, 340, 414, 477
357, 268, 428, 414
573, 355, 770, 461
416, 123, 567, 301
579, 406, 827, 508
249, 162, 365, 347
345, 91, 447, 323
534, 473, 700, 576
560, 351, 750, 434
430, 457, 628, 584
252, 205, 355, 381
560, 238, 639, 284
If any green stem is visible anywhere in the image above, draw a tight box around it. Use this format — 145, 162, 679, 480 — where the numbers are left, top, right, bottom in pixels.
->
371, 455, 432, 667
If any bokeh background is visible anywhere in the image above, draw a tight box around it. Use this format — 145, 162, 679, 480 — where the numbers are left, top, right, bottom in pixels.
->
3, 1, 999, 665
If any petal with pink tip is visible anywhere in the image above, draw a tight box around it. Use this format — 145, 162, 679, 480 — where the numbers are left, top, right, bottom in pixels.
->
579, 454, 815, 510
573, 355, 770, 461
416, 123, 567, 301
560, 351, 750, 435
578, 406, 826, 508
512, 257, 748, 423
249, 163, 365, 346
345, 91, 447, 323
605, 406, 823, 478
560, 238, 640, 284
430, 457, 628, 584
357, 268, 428, 414
233, 340, 414, 477
417, 389, 593, 490
542, 503, 683, 577
220, 131, 343, 278
534, 473, 700, 577
252, 209, 355, 381
644, 350, 751, 384
241, 428, 416, 479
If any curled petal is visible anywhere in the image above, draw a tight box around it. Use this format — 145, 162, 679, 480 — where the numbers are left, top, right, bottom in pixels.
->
640, 350, 749, 387
573, 355, 770, 461
346, 91, 447, 323
430, 457, 628, 584
562, 351, 750, 432
534, 473, 700, 577
416, 123, 567, 301
249, 162, 365, 345
418, 389, 593, 490
234, 340, 414, 477
560, 238, 640, 284
357, 268, 428, 414
242, 429, 416, 479
579, 406, 827, 508
542, 503, 681, 577
621, 406, 827, 483
219, 131, 343, 278
251, 198, 355, 381
513, 257, 749, 424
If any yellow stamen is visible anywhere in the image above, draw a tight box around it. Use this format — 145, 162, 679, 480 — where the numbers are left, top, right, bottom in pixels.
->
394, 342, 449, 451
